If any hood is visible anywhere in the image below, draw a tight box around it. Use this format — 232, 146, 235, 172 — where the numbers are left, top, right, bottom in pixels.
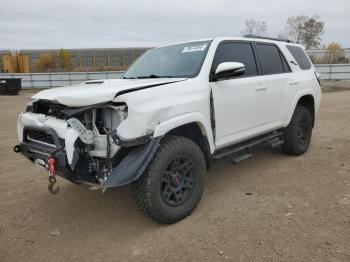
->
31, 78, 186, 107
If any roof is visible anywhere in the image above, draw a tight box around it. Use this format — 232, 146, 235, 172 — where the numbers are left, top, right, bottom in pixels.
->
158, 36, 303, 49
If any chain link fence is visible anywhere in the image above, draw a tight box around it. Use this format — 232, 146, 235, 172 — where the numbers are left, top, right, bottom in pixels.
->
307, 49, 350, 64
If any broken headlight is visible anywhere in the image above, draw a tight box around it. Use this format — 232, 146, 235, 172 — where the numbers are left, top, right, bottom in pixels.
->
25, 99, 37, 112
95, 103, 128, 134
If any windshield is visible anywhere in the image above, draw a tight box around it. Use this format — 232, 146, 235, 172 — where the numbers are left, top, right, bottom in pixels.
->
123, 41, 211, 79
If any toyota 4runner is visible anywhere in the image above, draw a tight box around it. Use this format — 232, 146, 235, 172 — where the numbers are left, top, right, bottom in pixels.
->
14, 36, 321, 223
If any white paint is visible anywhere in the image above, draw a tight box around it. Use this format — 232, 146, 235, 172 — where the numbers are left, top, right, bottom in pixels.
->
65, 128, 79, 165
31, 78, 186, 107
18, 113, 69, 139
153, 112, 215, 153
215, 62, 244, 75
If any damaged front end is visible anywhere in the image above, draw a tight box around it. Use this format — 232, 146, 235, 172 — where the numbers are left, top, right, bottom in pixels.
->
14, 99, 160, 191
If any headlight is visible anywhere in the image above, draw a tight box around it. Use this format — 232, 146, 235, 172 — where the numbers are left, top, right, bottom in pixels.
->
96, 103, 128, 132
115, 104, 128, 120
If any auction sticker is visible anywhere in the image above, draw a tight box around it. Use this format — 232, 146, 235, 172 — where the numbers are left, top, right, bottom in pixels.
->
182, 44, 207, 53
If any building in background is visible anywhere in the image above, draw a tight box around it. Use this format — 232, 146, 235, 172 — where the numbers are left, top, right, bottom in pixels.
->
1, 53, 30, 73
0, 50, 10, 72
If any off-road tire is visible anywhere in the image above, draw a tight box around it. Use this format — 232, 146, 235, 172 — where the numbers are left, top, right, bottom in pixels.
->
282, 106, 313, 155
133, 135, 206, 224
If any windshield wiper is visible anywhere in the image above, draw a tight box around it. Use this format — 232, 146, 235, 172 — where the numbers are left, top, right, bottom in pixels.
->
136, 74, 174, 79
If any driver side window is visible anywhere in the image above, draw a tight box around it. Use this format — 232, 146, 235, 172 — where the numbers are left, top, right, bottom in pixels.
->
212, 42, 258, 77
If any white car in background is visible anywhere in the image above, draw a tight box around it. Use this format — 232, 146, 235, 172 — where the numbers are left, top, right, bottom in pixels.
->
14, 36, 321, 223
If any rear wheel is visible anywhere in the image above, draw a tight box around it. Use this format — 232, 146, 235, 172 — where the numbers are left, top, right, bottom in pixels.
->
282, 106, 313, 155
133, 135, 206, 224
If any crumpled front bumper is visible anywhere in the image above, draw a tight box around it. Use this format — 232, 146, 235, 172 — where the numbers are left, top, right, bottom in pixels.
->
15, 112, 161, 188
17, 112, 79, 167
13, 125, 81, 183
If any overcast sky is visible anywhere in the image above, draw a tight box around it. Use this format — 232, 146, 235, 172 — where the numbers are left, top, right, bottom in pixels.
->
1, 0, 348, 50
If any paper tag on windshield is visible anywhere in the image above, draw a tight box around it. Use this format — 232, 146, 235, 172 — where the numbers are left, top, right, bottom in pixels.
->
182, 44, 207, 53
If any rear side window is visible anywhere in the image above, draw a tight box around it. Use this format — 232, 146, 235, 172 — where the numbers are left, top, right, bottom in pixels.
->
212, 42, 258, 77
256, 44, 285, 75
286, 45, 312, 70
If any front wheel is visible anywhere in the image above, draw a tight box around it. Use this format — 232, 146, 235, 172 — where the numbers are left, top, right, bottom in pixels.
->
282, 106, 313, 155
133, 135, 206, 224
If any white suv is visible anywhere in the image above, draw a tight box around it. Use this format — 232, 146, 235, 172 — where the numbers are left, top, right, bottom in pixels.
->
14, 36, 321, 223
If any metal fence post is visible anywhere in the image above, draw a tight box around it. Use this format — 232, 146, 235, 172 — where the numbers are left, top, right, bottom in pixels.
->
31, 73, 34, 88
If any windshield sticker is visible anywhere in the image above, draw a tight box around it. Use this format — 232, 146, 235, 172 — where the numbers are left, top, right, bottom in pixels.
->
182, 44, 207, 53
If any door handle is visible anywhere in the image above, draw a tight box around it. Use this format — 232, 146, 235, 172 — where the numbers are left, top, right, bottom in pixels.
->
255, 84, 267, 91
289, 80, 298, 86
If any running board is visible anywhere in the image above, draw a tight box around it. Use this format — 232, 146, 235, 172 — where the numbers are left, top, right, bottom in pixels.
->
224, 150, 253, 164
213, 131, 284, 161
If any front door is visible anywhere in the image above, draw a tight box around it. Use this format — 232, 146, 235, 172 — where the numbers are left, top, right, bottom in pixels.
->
210, 41, 269, 149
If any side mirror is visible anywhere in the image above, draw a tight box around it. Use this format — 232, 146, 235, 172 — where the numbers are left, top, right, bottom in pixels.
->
212, 62, 246, 81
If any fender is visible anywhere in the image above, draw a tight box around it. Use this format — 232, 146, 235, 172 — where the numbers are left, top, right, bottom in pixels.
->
285, 89, 315, 126
104, 113, 214, 188
153, 112, 215, 153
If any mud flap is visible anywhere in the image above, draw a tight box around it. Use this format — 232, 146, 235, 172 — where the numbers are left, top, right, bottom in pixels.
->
103, 137, 161, 188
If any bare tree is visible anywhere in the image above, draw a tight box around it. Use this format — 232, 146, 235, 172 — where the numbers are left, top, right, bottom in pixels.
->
283, 15, 325, 49
241, 19, 268, 37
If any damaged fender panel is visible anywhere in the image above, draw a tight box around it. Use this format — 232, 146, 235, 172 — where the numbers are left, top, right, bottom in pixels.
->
103, 137, 161, 188
153, 112, 215, 153
111, 130, 153, 147
112, 78, 212, 146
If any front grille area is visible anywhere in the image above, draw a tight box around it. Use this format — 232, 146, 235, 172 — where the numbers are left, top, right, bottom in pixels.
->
27, 129, 55, 146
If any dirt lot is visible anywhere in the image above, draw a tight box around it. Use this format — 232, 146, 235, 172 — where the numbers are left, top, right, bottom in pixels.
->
0, 86, 349, 262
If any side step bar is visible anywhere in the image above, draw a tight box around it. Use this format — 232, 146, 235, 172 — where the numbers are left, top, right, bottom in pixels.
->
213, 131, 284, 162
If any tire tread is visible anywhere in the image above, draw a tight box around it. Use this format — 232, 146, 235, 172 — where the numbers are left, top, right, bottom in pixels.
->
283, 106, 312, 156
133, 135, 205, 224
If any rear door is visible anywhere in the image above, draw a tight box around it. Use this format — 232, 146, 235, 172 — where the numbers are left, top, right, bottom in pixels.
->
255, 43, 292, 127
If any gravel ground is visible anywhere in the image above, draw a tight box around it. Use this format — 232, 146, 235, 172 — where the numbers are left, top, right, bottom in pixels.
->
0, 86, 349, 262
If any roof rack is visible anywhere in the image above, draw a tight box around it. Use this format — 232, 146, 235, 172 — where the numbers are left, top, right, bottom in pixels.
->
243, 34, 295, 43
